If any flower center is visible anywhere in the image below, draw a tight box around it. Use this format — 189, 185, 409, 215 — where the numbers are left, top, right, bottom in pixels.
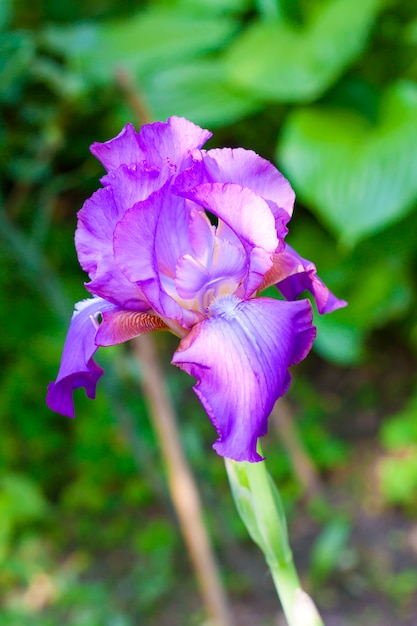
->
162, 210, 247, 316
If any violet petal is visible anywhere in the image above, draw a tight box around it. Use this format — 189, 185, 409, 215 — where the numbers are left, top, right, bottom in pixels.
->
172, 296, 315, 462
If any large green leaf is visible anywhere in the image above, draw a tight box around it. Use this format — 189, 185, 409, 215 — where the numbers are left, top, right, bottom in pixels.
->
143, 59, 261, 128
278, 81, 417, 244
42, 8, 238, 84
224, 0, 381, 102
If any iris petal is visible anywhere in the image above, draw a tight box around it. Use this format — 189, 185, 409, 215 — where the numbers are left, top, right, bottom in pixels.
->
46, 298, 117, 418
75, 185, 152, 310
90, 123, 142, 172
137, 116, 212, 171
272, 245, 347, 314
177, 147, 294, 241
96, 310, 168, 346
172, 296, 315, 462
175, 239, 246, 302
204, 148, 295, 222
177, 182, 278, 297
91, 117, 211, 175
113, 184, 199, 328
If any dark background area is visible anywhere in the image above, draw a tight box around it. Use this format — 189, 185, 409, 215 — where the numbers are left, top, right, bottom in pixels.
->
1, 0, 417, 624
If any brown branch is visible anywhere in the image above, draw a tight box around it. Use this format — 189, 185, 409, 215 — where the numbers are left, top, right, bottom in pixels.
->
132, 335, 234, 626
271, 398, 322, 499
115, 68, 154, 125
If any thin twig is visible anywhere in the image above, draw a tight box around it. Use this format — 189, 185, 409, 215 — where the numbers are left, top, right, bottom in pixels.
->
133, 335, 234, 626
271, 398, 322, 498
115, 68, 154, 124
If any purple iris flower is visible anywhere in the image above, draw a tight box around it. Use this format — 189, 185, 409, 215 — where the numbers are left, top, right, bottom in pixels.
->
47, 117, 346, 462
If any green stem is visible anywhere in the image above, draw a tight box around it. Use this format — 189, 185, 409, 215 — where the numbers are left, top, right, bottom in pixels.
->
225, 453, 324, 626
269, 558, 300, 623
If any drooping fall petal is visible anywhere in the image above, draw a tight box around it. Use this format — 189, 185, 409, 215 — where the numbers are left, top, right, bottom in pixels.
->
273, 245, 347, 314
172, 295, 316, 462
46, 298, 117, 418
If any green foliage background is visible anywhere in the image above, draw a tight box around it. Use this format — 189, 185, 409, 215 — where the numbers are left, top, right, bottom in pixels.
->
1, 0, 417, 624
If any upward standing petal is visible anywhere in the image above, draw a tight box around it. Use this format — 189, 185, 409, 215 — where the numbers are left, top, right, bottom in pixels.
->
90, 123, 142, 172
91, 117, 211, 176
75, 185, 150, 310
137, 116, 212, 171
176, 147, 294, 241
113, 184, 200, 329
172, 296, 315, 462
177, 183, 278, 297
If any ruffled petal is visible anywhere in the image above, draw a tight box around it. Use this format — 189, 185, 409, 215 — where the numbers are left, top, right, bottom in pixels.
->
176, 148, 294, 241
172, 295, 315, 462
205, 148, 295, 219
137, 116, 212, 172
100, 163, 167, 213
90, 123, 142, 172
46, 298, 117, 418
113, 184, 199, 328
271, 245, 347, 314
91, 117, 211, 177
75, 186, 150, 310
177, 182, 278, 297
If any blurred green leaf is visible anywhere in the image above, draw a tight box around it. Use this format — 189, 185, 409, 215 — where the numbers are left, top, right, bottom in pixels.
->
144, 59, 261, 127
309, 518, 352, 586
380, 393, 417, 450
0, 0, 12, 30
379, 366, 417, 510
0, 474, 47, 557
159, 0, 249, 14
42, 8, 238, 84
0, 475, 47, 522
0, 31, 35, 102
279, 81, 417, 244
379, 452, 417, 507
224, 0, 381, 102
314, 315, 363, 364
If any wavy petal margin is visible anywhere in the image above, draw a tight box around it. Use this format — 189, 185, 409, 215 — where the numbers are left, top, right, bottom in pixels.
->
172, 295, 315, 462
91, 117, 211, 174
46, 298, 116, 418
178, 182, 278, 297
274, 245, 347, 314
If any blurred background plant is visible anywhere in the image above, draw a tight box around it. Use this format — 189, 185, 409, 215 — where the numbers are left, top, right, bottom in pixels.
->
1, 0, 417, 624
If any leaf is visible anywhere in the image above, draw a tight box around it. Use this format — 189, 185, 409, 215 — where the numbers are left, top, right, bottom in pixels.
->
224, 0, 381, 102
0, 0, 11, 30
313, 315, 363, 365
143, 59, 261, 128
310, 519, 351, 586
158, 0, 249, 15
0, 32, 35, 102
42, 8, 238, 84
278, 81, 417, 244
0, 474, 47, 524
